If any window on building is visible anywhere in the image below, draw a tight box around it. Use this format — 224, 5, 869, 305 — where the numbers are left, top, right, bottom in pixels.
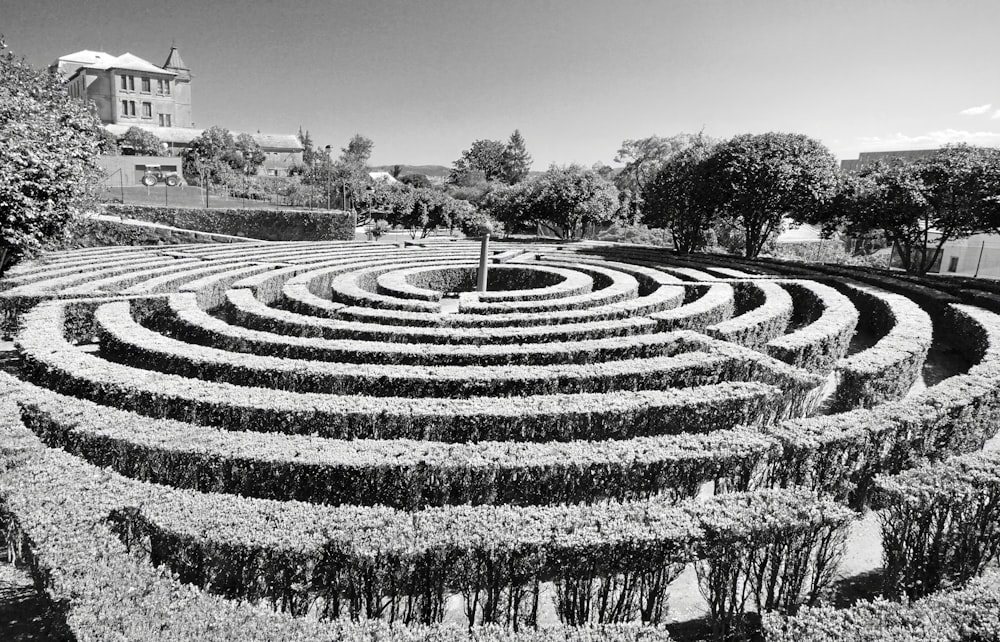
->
948, 256, 959, 273
121, 100, 129, 116
129, 101, 136, 116
120, 75, 128, 90
128, 76, 135, 91
164, 80, 171, 95
142, 102, 152, 118
158, 113, 172, 127
141, 77, 150, 93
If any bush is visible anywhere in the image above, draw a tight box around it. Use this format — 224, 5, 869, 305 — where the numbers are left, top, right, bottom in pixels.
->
870, 450, 1000, 599
0, 38, 103, 275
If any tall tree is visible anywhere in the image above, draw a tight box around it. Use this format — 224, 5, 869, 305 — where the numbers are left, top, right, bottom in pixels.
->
642, 133, 719, 253
502, 129, 532, 184
613, 134, 698, 196
234, 133, 266, 174
0, 36, 103, 274
118, 126, 163, 155
297, 127, 318, 167
182, 126, 239, 185
449, 139, 507, 183
701, 132, 838, 258
813, 146, 1000, 274
495, 165, 621, 239
340, 134, 374, 171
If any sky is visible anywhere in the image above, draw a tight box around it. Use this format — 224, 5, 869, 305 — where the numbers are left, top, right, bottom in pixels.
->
4, 0, 1000, 169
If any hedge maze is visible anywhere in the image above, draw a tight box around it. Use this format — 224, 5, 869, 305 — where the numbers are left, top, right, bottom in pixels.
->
1, 239, 999, 641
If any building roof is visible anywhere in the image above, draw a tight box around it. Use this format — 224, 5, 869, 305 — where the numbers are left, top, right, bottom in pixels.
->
54, 50, 176, 79
162, 46, 188, 71
368, 171, 399, 183
251, 133, 303, 151
104, 124, 303, 151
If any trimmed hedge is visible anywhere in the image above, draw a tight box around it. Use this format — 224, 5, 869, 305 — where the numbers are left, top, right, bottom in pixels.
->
651, 283, 735, 331
831, 283, 932, 411
870, 449, 1000, 599
99, 301, 760, 398
0, 383, 686, 640
764, 569, 1000, 642
109, 486, 851, 626
705, 281, 793, 349
23, 302, 812, 441
17, 381, 780, 508
764, 281, 858, 373
106, 203, 357, 241
156, 293, 707, 366
222, 288, 661, 344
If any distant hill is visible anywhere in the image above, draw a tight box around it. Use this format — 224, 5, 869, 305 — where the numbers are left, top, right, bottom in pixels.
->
371, 165, 451, 178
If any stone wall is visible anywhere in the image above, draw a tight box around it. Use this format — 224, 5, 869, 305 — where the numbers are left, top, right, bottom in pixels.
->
105, 204, 356, 241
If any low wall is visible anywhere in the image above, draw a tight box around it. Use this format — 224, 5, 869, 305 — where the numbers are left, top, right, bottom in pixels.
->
105, 204, 357, 241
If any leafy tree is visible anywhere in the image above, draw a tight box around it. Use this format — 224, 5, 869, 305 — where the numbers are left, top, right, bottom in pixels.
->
479, 182, 534, 233
591, 162, 616, 181
642, 133, 718, 253
701, 132, 838, 258
234, 133, 266, 175
532, 165, 621, 238
182, 126, 238, 185
0, 36, 103, 275
399, 173, 432, 189
119, 126, 163, 155
502, 129, 532, 184
449, 139, 507, 184
613, 134, 699, 197
815, 146, 1000, 273
340, 134, 374, 171
95, 127, 119, 155
297, 127, 318, 167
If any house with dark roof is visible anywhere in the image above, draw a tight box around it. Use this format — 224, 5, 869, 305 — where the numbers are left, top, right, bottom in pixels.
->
53, 46, 302, 176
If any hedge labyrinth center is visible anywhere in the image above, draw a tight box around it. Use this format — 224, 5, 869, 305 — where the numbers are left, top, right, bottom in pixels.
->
1, 238, 999, 639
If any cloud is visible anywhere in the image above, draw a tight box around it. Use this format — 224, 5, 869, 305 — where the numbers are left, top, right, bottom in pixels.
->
858, 128, 1000, 150
960, 104, 992, 116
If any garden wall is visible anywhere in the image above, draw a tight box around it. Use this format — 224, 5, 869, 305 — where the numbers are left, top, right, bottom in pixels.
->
105, 204, 356, 241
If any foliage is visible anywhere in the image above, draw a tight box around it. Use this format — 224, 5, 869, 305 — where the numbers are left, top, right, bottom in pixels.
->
613, 134, 701, 201
234, 133, 266, 174
871, 450, 1000, 600
0, 37, 103, 275
297, 127, 318, 167
339, 134, 374, 173
450, 139, 508, 184
701, 132, 838, 258
502, 129, 532, 184
399, 173, 431, 188
596, 223, 673, 247
181, 126, 238, 186
480, 165, 621, 239
119, 126, 163, 155
812, 146, 1000, 273
642, 133, 718, 253
460, 209, 505, 237
93, 127, 118, 155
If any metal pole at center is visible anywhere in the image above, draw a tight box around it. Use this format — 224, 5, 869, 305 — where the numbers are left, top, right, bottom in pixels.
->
477, 233, 490, 292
